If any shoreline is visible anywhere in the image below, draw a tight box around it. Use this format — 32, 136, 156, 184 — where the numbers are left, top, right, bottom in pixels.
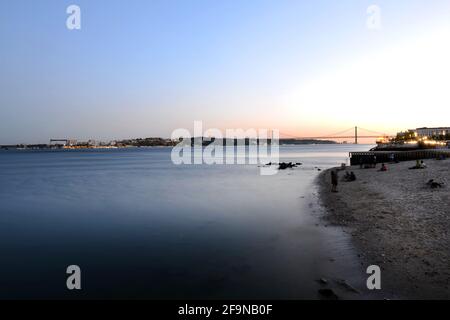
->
317, 160, 450, 299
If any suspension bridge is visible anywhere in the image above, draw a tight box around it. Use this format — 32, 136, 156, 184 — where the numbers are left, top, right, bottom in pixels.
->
279, 126, 394, 144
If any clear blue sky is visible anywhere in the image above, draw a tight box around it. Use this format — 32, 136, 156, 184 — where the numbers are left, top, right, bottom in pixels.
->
1, 0, 450, 143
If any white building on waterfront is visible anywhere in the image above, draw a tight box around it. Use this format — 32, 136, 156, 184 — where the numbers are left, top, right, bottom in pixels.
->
412, 127, 450, 138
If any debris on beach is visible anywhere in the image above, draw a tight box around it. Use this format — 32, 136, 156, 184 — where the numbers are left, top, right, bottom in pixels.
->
426, 179, 443, 189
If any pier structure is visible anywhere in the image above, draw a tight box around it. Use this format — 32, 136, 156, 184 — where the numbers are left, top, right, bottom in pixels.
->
349, 150, 450, 165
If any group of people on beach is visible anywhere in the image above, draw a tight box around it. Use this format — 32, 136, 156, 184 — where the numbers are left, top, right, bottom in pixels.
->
330, 170, 356, 192
329, 149, 450, 193
331, 156, 433, 192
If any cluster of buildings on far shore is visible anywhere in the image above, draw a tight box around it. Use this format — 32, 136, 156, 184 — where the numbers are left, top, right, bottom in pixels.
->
412, 127, 450, 138
376, 127, 450, 150
2, 127, 450, 151
0, 137, 177, 150
61, 138, 177, 148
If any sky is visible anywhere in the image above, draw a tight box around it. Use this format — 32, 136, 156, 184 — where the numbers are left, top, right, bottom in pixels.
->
1, 0, 450, 144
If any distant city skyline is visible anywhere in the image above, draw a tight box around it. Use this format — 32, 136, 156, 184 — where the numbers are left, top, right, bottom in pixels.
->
1, 0, 450, 144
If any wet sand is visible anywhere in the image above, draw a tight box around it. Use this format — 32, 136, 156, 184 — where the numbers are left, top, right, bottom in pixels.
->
318, 159, 450, 299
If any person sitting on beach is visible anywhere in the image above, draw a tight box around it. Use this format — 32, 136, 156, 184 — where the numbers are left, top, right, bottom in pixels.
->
343, 171, 357, 181
421, 160, 427, 168
344, 171, 350, 180
409, 159, 425, 170
343, 171, 356, 182
331, 170, 338, 192
379, 163, 387, 171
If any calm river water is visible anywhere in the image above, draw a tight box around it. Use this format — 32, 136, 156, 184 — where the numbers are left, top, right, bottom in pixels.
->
0, 144, 374, 299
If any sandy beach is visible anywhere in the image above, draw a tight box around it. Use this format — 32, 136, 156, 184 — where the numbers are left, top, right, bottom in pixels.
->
318, 159, 450, 299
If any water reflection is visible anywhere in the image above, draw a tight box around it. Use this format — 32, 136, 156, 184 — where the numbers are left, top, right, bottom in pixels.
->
0, 145, 374, 299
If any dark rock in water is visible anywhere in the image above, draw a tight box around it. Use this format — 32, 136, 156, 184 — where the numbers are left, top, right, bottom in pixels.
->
336, 279, 360, 294
318, 288, 338, 300
278, 162, 297, 170
296, 162, 302, 165
317, 168, 322, 171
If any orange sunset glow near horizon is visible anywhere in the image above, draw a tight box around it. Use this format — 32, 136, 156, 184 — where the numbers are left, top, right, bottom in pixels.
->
2, 1, 450, 144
